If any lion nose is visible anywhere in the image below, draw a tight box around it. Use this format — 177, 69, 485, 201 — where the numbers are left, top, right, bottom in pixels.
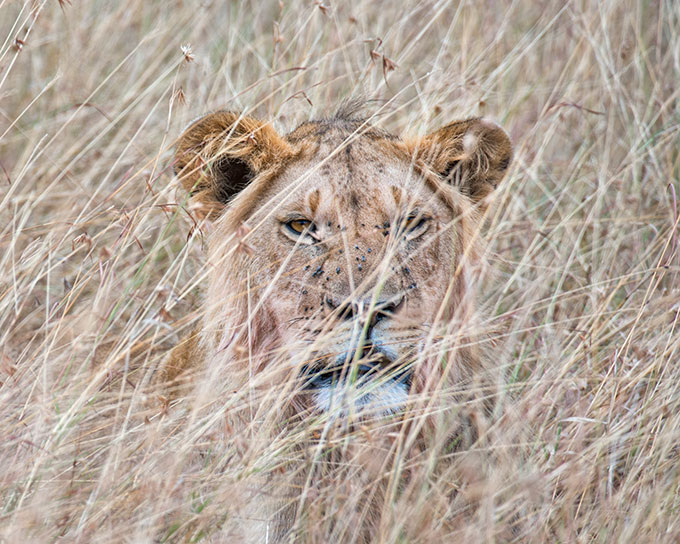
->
325, 296, 404, 328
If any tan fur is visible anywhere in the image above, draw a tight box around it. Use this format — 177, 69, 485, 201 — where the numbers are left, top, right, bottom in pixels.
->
162, 108, 512, 542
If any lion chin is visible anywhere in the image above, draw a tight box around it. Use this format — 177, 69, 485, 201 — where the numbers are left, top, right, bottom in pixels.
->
302, 354, 413, 417
161, 103, 512, 542
312, 380, 410, 417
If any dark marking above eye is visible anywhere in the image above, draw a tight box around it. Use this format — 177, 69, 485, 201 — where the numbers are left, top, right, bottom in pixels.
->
349, 191, 359, 208
308, 190, 320, 214
391, 186, 402, 206
498, 155, 511, 170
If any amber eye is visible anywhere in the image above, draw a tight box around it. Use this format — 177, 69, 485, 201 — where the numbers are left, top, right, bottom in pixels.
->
286, 219, 315, 235
403, 213, 429, 233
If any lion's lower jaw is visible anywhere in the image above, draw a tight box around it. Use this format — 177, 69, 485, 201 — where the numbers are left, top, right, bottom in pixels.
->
312, 380, 409, 417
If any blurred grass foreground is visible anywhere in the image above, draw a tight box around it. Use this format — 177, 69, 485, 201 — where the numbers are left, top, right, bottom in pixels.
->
1, 1, 680, 542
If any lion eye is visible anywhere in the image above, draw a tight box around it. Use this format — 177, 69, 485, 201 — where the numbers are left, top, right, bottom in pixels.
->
403, 213, 429, 232
286, 219, 315, 235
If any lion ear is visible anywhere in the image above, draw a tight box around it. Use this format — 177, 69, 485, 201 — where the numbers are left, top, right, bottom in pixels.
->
416, 118, 512, 206
174, 111, 292, 219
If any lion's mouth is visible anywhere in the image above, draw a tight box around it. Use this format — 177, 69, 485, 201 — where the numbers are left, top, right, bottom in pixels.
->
300, 349, 412, 416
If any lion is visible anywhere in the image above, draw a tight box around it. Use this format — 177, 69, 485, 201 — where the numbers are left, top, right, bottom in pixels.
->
162, 103, 512, 542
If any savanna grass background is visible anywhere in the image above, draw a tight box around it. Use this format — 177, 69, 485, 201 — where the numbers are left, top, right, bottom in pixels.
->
1, 0, 679, 542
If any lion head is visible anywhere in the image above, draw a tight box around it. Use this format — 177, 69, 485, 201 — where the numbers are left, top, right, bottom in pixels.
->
167, 105, 512, 541
172, 106, 512, 422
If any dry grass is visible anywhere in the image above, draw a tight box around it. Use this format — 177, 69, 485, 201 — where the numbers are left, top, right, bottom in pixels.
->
1, 0, 679, 542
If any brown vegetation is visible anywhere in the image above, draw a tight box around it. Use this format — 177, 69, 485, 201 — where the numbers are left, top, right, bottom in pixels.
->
1, 1, 679, 542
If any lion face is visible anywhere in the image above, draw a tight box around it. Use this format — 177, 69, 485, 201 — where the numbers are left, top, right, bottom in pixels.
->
243, 135, 458, 415
174, 109, 511, 418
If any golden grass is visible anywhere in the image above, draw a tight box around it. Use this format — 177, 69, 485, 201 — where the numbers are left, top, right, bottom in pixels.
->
1, 0, 679, 542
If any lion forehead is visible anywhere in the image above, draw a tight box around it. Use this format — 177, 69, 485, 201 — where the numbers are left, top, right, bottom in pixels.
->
248, 134, 444, 225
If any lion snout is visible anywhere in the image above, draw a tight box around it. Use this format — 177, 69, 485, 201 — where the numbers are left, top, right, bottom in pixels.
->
324, 294, 404, 322
299, 346, 412, 392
